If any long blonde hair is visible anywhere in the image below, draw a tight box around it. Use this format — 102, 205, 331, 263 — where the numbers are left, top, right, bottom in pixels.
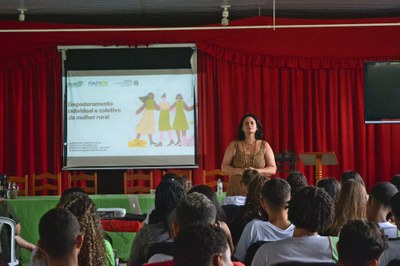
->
327, 180, 367, 236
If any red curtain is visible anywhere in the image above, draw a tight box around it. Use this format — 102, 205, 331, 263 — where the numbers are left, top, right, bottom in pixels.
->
1, 17, 399, 191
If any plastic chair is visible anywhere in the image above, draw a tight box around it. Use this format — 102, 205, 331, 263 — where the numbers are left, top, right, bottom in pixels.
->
0, 216, 19, 266
8, 175, 29, 196
123, 172, 153, 194
32, 172, 62, 196
68, 172, 97, 194
202, 169, 228, 192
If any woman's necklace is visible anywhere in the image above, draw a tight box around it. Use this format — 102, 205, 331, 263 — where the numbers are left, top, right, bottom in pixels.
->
242, 141, 257, 168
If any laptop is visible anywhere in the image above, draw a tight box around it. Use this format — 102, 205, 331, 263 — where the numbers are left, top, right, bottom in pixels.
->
128, 195, 142, 215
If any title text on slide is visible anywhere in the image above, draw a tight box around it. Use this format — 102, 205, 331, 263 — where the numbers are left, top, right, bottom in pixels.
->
67, 101, 121, 120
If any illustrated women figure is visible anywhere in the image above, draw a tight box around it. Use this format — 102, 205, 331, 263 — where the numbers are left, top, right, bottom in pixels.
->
157, 93, 174, 146
135, 92, 159, 146
170, 93, 194, 145
221, 113, 277, 196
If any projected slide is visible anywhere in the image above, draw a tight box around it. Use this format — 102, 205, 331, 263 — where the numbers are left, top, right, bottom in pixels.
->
65, 69, 197, 168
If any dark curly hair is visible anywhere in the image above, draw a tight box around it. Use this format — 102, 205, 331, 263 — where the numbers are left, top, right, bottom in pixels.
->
57, 192, 108, 266
237, 113, 264, 140
288, 186, 334, 233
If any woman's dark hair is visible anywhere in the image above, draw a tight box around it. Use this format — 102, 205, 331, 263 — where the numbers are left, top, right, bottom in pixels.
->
287, 171, 308, 196
237, 113, 264, 140
341, 170, 365, 187
288, 186, 334, 234
189, 185, 226, 222
149, 178, 186, 225
317, 177, 341, 204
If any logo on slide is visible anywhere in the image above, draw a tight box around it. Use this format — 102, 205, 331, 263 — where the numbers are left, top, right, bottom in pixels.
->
88, 81, 109, 87
68, 81, 83, 87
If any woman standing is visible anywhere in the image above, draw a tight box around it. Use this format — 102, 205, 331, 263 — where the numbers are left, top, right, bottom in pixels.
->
170, 93, 194, 145
221, 113, 276, 196
135, 92, 159, 146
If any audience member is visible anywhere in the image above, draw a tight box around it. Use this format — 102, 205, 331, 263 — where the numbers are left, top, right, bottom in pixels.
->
229, 174, 268, 246
341, 170, 365, 187
188, 185, 233, 251
286, 171, 307, 197
379, 192, 400, 265
0, 194, 36, 263
128, 178, 185, 266
390, 174, 400, 192
252, 186, 335, 265
367, 182, 398, 238
174, 224, 235, 266
317, 177, 341, 204
327, 179, 367, 236
38, 208, 83, 266
337, 219, 388, 266
146, 192, 217, 263
57, 192, 114, 266
234, 178, 294, 263
221, 169, 260, 207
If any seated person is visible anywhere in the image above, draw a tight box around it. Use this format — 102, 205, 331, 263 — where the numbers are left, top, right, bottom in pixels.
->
286, 171, 307, 197
38, 208, 83, 266
174, 224, 241, 266
340, 170, 365, 187
234, 178, 294, 263
337, 219, 387, 266
147, 192, 217, 263
317, 177, 341, 204
251, 186, 335, 265
0, 195, 36, 263
367, 182, 398, 238
128, 178, 186, 266
380, 192, 400, 265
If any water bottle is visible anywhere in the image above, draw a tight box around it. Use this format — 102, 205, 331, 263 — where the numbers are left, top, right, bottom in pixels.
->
217, 178, 223, 195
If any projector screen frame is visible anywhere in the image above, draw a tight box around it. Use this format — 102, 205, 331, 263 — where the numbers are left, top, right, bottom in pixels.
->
59, 44, 199, 170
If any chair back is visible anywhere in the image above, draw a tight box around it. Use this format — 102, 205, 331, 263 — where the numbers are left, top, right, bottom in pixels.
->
202, 169, 228, 192
275, 151, 297, 173
68, 172, 97, 194
124, 172, 153, 194
32, 173, 62, 196
8, 175, 29, 196
0, 216, 19, 266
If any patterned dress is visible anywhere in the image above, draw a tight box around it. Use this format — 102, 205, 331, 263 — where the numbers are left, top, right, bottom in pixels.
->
226, 141, 266, 196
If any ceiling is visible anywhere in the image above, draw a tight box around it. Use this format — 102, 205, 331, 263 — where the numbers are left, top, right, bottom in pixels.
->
0, 0, 399, 27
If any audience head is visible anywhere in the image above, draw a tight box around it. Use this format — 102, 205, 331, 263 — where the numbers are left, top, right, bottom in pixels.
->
341, 170, 365, 187
189, 185, 226, 222
60, 187, 86, 203
149, 178, 186, 225
288, 186, 334, 233
161, 172, 178, 181
262, 178, 291, 213
287, 171, 308, 196
390, 192, 400, 229
390, 174, 400, 191
337, 219, 388, 266
369, 182, 398, 208
317, 177, 341, 204
175, 192, 216, 231
237, 113, 263, 140
174, 224, 233, 266
243, 174, 269, 220
57, 192, 107, 266
328, 179, 367, 236
39, 208, 82, 263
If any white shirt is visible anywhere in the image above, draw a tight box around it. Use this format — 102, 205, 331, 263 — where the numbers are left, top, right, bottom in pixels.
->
234, 219, 294, 262
251, 235, 334, 266
221, 196, 246, 206
379, 222, 398, 239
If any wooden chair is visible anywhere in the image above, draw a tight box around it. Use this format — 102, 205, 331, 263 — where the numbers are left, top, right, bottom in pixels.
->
68, 172, 97, 194
32, 172, 62, 196
8, 175, 29, 196
124, 172, 153, 194
162, 169, 192, 182
202, 169, 228, 192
